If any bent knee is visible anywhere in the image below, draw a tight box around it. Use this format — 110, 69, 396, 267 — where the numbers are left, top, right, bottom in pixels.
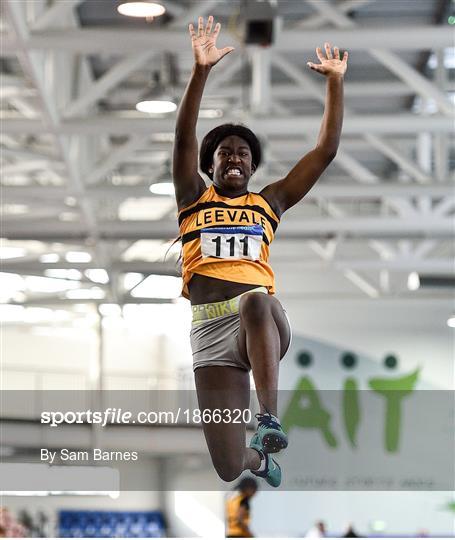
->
217, 468, 242, 483
239, 292, 275, 320
212, 457, 243, 482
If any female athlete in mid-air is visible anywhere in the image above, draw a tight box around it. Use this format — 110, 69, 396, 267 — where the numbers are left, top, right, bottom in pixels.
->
172, 16, 347, 487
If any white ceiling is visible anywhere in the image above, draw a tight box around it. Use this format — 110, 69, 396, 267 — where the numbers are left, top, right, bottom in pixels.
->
1, 0, 454, 306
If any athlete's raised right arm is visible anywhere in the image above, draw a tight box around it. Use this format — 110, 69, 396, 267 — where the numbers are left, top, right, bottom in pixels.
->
173, 16, 234, 210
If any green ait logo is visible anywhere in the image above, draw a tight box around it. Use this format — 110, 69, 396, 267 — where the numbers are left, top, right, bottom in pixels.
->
282, 351, 420, 453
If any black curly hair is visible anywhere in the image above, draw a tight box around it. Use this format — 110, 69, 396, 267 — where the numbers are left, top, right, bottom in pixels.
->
199, 123, 262, 180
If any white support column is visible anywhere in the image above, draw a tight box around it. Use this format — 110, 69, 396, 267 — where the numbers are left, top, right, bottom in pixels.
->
50, 50, 77, 112
416, 127, 433, 214
3, 0, 100, 256
417, 131, 432, 173
434, 49, 449, 181
379, 270, 390, 294
65, 0, 123, 298
434, 134, 449, 182
250, 47, 271, 116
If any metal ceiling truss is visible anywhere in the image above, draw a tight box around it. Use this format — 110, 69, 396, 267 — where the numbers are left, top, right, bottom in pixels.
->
1, 24, 452, 55
1, 0, 454, 302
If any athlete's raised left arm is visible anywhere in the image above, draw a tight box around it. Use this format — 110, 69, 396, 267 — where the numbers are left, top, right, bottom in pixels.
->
261, 43, 348, 216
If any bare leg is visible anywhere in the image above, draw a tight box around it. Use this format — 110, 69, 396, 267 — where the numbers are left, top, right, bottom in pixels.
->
237, 293, 291, 416
195, 366, 261, 482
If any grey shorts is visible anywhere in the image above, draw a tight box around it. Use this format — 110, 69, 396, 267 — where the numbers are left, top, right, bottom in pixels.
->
190, 291, 292, 372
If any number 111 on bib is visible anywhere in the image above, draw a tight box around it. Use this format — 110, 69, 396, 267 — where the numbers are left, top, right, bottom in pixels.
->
201, 225, 263, 261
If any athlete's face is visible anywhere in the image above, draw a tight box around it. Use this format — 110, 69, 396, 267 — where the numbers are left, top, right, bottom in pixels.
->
211, 135, 255, 193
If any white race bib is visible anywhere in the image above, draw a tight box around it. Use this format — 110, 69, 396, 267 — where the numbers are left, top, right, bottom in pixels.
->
200, 225, 263, 261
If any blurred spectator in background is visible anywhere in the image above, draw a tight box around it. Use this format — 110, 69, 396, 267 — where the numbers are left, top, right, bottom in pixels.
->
305, 520, 326, 538
343, 522, 360, 537
17, 510, 34, 536
0, 508, 27, 537
226, 476, 258, 538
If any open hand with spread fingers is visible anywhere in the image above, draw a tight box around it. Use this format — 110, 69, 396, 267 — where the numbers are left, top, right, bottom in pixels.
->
307, 43, 348, 78
189, 15, 235, 68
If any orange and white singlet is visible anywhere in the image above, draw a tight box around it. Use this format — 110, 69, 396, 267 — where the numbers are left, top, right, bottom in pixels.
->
225, 492, 251, 537
178, 185, 280, 299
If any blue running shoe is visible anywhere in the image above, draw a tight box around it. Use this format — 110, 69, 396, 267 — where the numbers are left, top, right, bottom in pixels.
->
250, 448, 281, 488
254, 411, 288, 453
249, 431, 262, 452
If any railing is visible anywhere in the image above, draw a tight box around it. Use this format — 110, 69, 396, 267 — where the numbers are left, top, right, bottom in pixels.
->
0, 365, 259, 424
1, 364, 195, 391
1, 364, 200, 423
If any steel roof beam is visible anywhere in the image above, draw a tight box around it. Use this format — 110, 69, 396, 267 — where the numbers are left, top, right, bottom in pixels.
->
372, 49, 454, 116
2, 258, 452, 275
296, 0, 374, 29
3, 183, 454, 201
85, 135, 146, 186
2, 0, 95, 232
31, 0, 84, 31
364, 134, 431, 183
4, 216, 453, 240
63, 51, 157, 118
1, 25, 452, 55
272, 51, 435, 184
271, 52, 379, 183
305, 0, 454, 116
3, 114, 452, 135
